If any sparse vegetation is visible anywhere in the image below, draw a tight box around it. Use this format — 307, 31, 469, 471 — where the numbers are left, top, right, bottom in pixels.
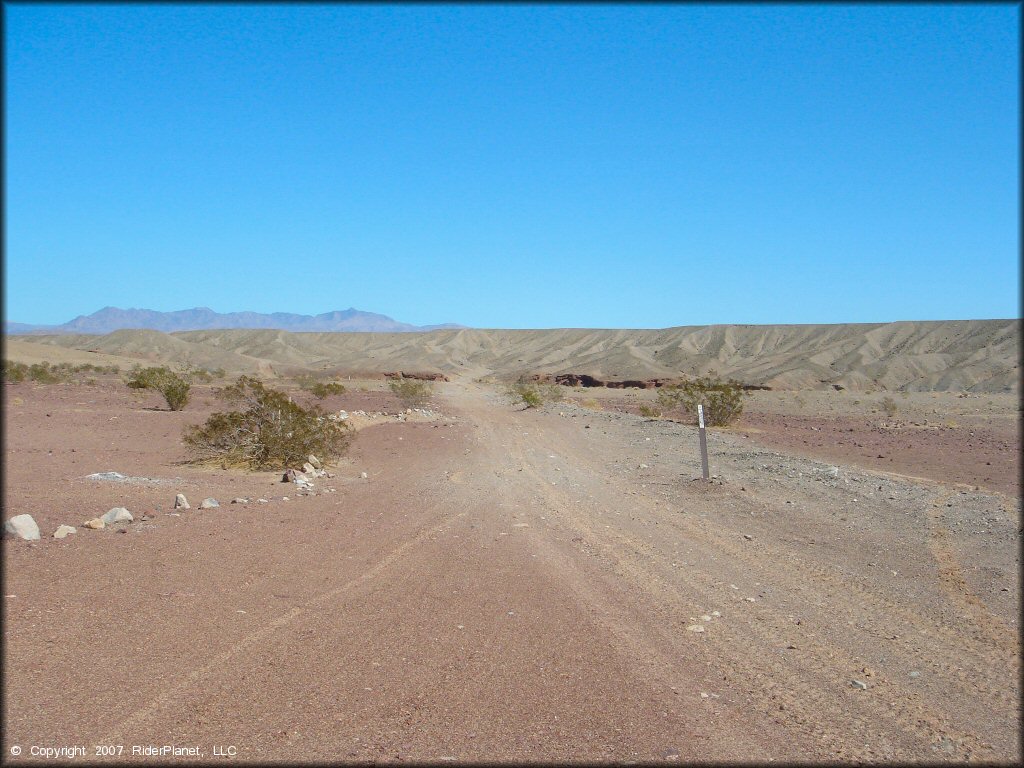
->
389, 377, 433, 407
638, 403, 662, 417
294, 374, 348, 399
183, 376, 352, 470
881, 396, 898, 418
3, 360, 120, 384
656, 371, 749, 426
507, 376, 563, 409
125, 365, 191, 410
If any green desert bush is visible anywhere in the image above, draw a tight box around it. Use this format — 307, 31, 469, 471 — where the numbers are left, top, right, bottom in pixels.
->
508, 376, 563, 409
183, 376, 352, 470
638, 403, 662, 418
125, 365, 191, 410
389, 377, 433, 407
308, 381, 347, 399
657, 372, 749, 427
3, 360, 28, 383
4, 360, 119, 384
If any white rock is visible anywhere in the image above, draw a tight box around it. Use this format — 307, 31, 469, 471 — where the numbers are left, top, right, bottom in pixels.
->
174, 493, 190, 509
686, 624, 705, 633
53, 525, 77, 539
302, 462, 316, 475
851, 679, 868, 690
360, 472, 369, 479
199, 498, 219, 509
101, 507, 133, 524
307, 455, 322, 470
82, 518, 105, 530
257, 498, 269, 504
231, 498, 248, 504
4, 514, 40, 541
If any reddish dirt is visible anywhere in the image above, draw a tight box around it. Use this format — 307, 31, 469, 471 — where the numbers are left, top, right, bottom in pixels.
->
3, 379, 1020, 763
733, 412, 1020, 499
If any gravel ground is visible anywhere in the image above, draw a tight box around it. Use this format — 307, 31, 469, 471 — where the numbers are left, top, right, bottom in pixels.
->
2, 378, 1020, 763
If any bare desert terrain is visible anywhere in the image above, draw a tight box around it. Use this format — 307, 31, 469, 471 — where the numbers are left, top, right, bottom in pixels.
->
2, 322, 1020, 763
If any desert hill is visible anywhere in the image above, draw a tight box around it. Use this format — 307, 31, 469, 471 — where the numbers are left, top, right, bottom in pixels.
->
7, 319, 1018, 392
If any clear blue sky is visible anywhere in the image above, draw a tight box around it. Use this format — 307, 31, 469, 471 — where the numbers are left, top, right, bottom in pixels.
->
5, 3, 1019, 328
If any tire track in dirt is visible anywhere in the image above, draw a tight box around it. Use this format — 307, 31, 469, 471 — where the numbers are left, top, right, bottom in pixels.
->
95, 505, 467, 747
925, 488, 1020, 655
537, 417, 1019, 709
492, 400, 1017, 761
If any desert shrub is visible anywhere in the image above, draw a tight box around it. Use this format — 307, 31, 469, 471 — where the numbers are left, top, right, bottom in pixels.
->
389, 377, 433, 407
183, 376, 352, 470
26, 362, 69, 383
881, 396, 898, 418
508, 376, 563, 409
3, 360, 28, 383
638, 403, 662, 418
657, 371, 749, 426
309, 381, 347, 399
125, 365, 191, 410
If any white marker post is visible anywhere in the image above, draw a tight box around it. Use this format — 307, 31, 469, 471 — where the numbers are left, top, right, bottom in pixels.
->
697, 403, 710, 481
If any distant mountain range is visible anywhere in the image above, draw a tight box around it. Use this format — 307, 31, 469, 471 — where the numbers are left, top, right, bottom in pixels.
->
5, 307, 466, 335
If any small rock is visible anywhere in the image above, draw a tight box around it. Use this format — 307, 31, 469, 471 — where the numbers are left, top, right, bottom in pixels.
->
53, 525, 77, 539
686, 624, 705, 633
82, 518, 105, 530
174, 493, 190, 510
909, 671, 921, 679
231, 498, 248, 504
101, 507, 133, 524
744, 597, 756, 602
282, 496, 290, 502
307, 455, 322, 470
851, 679, 868, 690
360, 472, 369, 479
862, 666, 875, 677
743, 534, 753, 540
4, 514, 41, 541
302, 462, 316, 475
639, 463, 649, 469
257, 498, 269, 504
711, 610, 721, 617
701, 614, 712, 622
199, 498, 219, 509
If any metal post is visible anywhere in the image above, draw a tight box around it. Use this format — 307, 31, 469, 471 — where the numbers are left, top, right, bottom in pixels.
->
698, 403, 710, 481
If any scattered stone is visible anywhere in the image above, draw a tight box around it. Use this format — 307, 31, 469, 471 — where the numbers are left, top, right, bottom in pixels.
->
909, 671, 921, 679
101, 507, 133, 524
257, 498, 269, 504
711, 610, 721, 617
53, 525, 77, 539
744, 597, 756, 602
686, 624, 705, 633
851, 679, 869, 690
82, 518, 105, 530
86, 471, 128, 482
700, 615, 712, 622
199, 498, 220, 509
231, 498, 249, 504
743, 534, 753, 540
302, 462, 316, 475
282, 497, 290, 502
360, 472, 369, 479
4, 514, 41, 541
174, 493, 190, 510
638, 463, 649, 469
307, 455, 322, 470
862, 666, 876, 678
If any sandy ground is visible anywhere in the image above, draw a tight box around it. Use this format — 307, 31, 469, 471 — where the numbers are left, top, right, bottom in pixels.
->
2, 378, 1020, 763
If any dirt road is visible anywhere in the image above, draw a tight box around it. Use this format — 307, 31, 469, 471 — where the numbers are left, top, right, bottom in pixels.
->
3, 381, 1020, 763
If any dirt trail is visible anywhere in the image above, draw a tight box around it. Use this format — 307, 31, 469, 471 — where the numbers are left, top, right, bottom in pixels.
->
3, 380, 1019, 763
